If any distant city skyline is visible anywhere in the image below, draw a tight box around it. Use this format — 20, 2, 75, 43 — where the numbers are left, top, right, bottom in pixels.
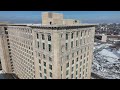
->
0, 11, 120, 24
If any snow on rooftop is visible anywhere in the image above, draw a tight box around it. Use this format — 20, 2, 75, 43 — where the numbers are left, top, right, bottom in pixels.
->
99, 49, 119, 59
92, 43, 120, 79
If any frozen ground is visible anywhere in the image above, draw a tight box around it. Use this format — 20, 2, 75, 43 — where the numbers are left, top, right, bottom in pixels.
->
92, 43, 120, 79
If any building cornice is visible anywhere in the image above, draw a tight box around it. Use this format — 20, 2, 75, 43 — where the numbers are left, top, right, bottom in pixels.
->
30, 25, 96, 30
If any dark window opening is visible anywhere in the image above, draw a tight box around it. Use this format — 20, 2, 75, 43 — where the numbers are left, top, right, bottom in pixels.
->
50, 22, 52, 25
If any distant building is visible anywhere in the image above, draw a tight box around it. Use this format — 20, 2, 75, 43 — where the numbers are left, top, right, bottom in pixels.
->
107, 35, 120, 41
0, 12, 95, 79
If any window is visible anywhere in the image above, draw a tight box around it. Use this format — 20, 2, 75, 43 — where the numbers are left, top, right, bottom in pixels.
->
86, 69, 87, 72
84, 54, 86, 57
67, 55, 69, 60
72, 53, 74, 57
44, 62, 46, 67
66, 33, 68, 40
83, 65, 85, 69
76, 64, 78, 69
43, 54, 45, 59
72, 67, 74, 71
61, 34, 62, 38
87, 58, 88, 61
87, 52, 89, 55
80, 39, 82, 45
76, 58, 78, 62
49, 65, 52, 70
71, 41, 73, 48
71, 33, 74, 39
66, 70, 69, 75
83, 71, 84, 75
88, 46, 89, 50
40, 73, 42, 77
80, 68, 81, 72
39, 59, 41, 64
44, 69, 46, 74
43, 43, 45, 49
37, 42, 39, 48
49, 57, 52, 61
81, 56, 82, 59
71, 74, 73, 78
61, 66, 62, 71
84, 59, 85, 63
37, 33, 39, 39
85, 47, 86, 52
77, 51, 79, 55
76, 71, 78, 75
66, 43, 68, 50
66, 62, 69, 68
76, 40, 78, 46
48, 44, 51, 51
48, 34, 51, 41
84, 38, 85, 44
76, 31, 79, 37
81, 31, 82, 37
86, 63, 88, 67
42, 34, 45, 40
39, 66, 41, 70
44, 76, 47, 79
80, 62, 82, 66
85, 31, 87, 36
81, 49, 82, 53
38, 53, 40, 57
5, 31, 8, 34
80, 74, 81, 78
50, 72, 52, 78
72, 60, 74, 64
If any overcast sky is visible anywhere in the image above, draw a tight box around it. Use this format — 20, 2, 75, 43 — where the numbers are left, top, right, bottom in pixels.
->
0, 11, 120, 24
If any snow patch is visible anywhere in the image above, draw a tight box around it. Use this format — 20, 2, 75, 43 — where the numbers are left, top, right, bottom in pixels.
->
92, 43, 120, 79
99, 49, 119, 59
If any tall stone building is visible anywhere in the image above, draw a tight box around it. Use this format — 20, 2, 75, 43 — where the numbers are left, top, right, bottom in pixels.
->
0, 12, 95, 79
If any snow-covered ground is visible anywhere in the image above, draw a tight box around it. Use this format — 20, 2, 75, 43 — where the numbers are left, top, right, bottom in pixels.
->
92, 43, 120, 79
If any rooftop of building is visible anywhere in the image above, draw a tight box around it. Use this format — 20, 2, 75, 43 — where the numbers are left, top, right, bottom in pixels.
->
29, 24, 96, 29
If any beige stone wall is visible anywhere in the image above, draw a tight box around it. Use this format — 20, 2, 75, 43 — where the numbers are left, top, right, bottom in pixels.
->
63, 19, 80, 25
7, 26, 35, 79
0, 27, 12, 73
42, 12, 63, 25
58, 27, 95, 79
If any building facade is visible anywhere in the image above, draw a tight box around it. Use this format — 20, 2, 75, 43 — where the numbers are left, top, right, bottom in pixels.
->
0, 25, 13, 73
0, 12, 95, 79
31, 25, 95, 79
